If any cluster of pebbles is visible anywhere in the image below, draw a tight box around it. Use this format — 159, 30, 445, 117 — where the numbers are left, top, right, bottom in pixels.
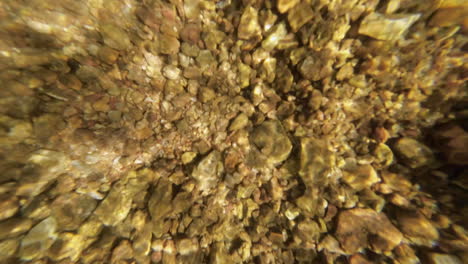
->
0, 0, 467, 263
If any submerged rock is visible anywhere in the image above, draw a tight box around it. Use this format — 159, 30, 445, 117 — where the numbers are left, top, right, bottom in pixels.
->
359, 12, 421, 41
335, 208, 403, 253
238, 6, 262, 40
95, 184, 132, 226
191, 151, 224, 195
250, 120, 292, 166
393, 137, 435, 168
19, 217, 58, 260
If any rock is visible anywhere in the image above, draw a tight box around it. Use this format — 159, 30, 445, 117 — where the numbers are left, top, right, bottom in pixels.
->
111, 240, 134, 263
97, 46, 119, 64
396, 210, 439, 246
148, 178, 173, 221
342, 164, 380, 191
19, 217, 58, 260
238, 62, 252, 89
0, 239, 19, 261
196, 50, 215, 70
184, 0, 200, 19
433, 123, 468, 165
373, 143, 394, 168
181, 152, 197, 164
238, 6, 261, 40
381, 171, 412, 194
48, 232, 86, 261
335, 208, 403, 253
176, 238, 199, 256
349, 254, 373, 264
430, 8, 468, 30
425, 253, 462, 264
191, 151, 224, 195
229, 113, 249, 131
287, 2, 314, 32
250, 120, 292, 166
163, 65, 181, 80
95, 184, 133, 226
394, 244, 420, 264
172, 192, 192, 215
0, 218, 33, 240
0, 195, 19, 221
359, 12, 421, 40
296, 219, 321, 245
100, 23, 131, 51
317, 235, 345, 254
277, 0, 300, 13
159, 34, 180, 54
299, 137, 334, 186
299, 54, 333, 81
393, 138, 435, 168
262, 23, 287, 51
51, 193, 97, 231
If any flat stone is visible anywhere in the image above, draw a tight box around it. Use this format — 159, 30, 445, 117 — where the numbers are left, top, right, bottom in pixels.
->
111, 240, 134, 263
277, 0, 300, 13
335, 208, 403, 253
0, 239, 19, 261
97, 46, 119, 64
262, 23, 287, 51
396, 210, 439, 246
342, 164, 380, 191
51, 193, 97, 231
95, 184, 132, 226
359, 12, 421, 41
100, 23, 131, 51
48, 232, 86, 261
287, 2, 314, 32
176, 238, 199, 255
393, 137, 435, 168
238, 6, 261, 40
148, 178, 173, 222
0, 195, 19, 221
299, 137, 334, 186
0, 218, 33, 240
19, 217, 58, 260
250, 120, 292, 166
426, 253, 462, 264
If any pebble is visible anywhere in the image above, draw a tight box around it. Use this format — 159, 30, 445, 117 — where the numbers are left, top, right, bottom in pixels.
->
163, 65, 181, 80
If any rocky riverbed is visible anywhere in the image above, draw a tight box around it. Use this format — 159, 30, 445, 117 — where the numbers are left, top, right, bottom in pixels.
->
0, 0, 467, 263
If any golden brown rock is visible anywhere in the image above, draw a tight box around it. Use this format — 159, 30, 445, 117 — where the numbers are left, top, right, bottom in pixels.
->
287, 2, 314, 32
359, 13, 421, 40
396, 210, 439, 246
393, 138, 435, 168
95, 184, 133, 226
342, 164, 380, 191
250, 120, 292, 166
238, 6, 262, 40
0, 218, 33, 240
191, 151, 224, 195
0, 239, 19, 261
277, 0, 300, 13
335, 208, 403, 253
19, 217, 57, 260
0, 195, 19, 221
